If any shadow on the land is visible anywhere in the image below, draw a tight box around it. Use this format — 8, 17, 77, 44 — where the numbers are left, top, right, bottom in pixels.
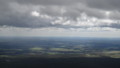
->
0, 57, 120, 68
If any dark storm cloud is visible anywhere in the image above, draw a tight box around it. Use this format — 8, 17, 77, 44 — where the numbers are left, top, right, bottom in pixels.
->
0, 0, 120, 29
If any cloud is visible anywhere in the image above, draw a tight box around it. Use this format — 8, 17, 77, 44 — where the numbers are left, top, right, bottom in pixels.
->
85, 0, 120, 10
0, 0, 120, 30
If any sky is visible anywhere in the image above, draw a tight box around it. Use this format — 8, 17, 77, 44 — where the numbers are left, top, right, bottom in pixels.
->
0, 0, 120, 37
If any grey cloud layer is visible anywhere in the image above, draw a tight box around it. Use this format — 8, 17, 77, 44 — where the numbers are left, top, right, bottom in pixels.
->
86, 0, 120, 10
0, 0, 120, 29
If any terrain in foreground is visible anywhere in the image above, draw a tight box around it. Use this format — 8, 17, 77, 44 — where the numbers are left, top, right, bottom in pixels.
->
0, 37, 120, 68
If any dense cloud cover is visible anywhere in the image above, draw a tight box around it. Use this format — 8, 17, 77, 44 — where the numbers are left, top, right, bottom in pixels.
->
0, 0, 120, 29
